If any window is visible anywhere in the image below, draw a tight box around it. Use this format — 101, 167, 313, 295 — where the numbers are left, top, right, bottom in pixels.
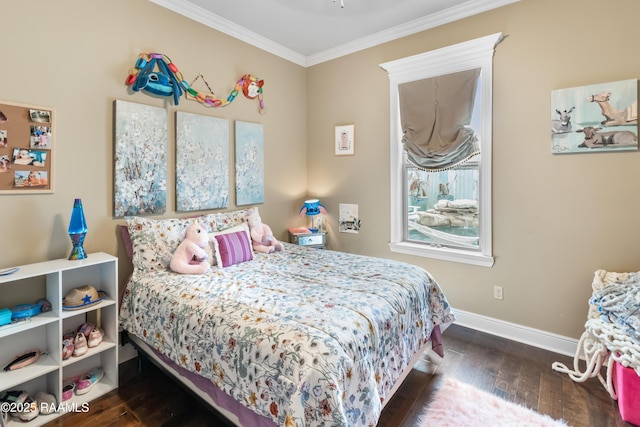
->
380, 33, 502, 267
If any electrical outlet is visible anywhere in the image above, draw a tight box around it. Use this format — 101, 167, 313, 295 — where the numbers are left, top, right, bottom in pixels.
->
493, 285, 503, 300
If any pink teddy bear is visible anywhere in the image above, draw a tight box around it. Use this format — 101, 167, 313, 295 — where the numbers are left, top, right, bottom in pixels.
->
245, 209, 283, 253
169, 223, 211, 274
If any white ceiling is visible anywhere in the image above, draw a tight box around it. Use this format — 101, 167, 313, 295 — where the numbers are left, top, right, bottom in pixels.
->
150, 0, 519, 67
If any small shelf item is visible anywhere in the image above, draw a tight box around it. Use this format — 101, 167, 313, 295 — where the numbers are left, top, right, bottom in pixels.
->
3, 349, 41, 372
68, 198, 88, 260
0, 267, 19, 276
10, 303, 42, 319
0, 308, 11, 326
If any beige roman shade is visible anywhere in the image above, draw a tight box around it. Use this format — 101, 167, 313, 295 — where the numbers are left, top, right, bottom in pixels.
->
398, 68, 481, 171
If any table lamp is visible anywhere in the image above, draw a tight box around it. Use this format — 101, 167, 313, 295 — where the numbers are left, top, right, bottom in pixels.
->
299, 199, 327, 233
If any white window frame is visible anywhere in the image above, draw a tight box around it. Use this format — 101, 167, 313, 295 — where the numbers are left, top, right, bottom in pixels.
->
380, 33, 502, 267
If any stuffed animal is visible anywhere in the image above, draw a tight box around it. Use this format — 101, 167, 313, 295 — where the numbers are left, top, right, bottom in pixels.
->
245, 209, 283, 253
170, 223, 211, 274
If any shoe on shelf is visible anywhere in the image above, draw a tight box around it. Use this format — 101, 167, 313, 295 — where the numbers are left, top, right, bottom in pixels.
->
15, 395, 39, 422
35, 391, 57, 415
77, 322, 94, 338
76, 367, 104, 395
0, 390, 39, 422
87, 326, 103, 348
62, 333, 75, 360
72, 332, 87, 357
0, 390, 28, 417
61, 380, 76, 402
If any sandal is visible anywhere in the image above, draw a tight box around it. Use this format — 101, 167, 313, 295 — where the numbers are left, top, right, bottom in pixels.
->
76, 367, 104, 395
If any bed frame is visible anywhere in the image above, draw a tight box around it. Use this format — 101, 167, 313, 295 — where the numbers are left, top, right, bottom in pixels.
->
125, 331, 434, 426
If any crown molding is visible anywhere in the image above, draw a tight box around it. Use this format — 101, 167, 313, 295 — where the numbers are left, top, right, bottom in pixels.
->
150, 0, 520, 68
307, 0, 518, 66
148, 0, 307, 66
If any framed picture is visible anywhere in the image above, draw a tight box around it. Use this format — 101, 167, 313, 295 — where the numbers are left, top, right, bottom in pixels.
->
0, 100, 54, 194
339, 203, 361, 233
113, 100, 167, 216
335, 124, 355, 156
551, 79, 638, 154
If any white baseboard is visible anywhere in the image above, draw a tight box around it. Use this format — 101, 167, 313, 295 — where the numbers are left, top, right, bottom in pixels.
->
451, 309, 578, 357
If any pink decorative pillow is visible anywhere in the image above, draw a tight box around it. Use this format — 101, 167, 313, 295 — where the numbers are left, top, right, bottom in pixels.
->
208, 224, 251, 266
214, 230, 254, 267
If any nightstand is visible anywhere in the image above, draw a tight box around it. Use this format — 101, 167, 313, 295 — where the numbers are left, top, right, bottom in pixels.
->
289, 231, 326, 249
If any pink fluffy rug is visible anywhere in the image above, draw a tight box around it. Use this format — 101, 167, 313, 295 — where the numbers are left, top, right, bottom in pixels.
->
419, 377, 569, 427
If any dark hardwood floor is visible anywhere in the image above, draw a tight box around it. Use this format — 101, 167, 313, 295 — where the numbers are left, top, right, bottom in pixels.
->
44, 324, 632, 426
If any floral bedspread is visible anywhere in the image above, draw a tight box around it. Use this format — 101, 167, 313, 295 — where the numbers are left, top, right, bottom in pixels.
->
119, 244, 454, 427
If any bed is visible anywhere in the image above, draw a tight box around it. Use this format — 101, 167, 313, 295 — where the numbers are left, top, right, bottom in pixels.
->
119, 210, 455, 427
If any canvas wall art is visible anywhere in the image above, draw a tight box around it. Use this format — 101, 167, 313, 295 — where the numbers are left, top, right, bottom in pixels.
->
551, 79, 638, 154
176, 111, 229, 211
235, 121, 264, 206
339, 203, 361, 233
114, 100, 167, 216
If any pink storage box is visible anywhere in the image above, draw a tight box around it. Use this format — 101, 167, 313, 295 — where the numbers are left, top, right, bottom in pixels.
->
613, 361, 640, 426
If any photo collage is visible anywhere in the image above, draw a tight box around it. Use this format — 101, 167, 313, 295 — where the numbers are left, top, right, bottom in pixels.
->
0, 102, 53, 191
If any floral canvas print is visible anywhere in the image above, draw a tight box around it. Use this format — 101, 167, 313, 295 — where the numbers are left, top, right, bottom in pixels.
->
176, 111, 229, 211
114, 100, 167, 216
235, 121, 264, 206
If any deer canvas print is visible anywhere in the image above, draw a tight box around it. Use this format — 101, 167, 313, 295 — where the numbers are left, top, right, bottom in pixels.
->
551, 79, 637, 154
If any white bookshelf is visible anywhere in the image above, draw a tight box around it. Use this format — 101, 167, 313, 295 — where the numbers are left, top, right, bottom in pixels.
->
0, 252, 118, 426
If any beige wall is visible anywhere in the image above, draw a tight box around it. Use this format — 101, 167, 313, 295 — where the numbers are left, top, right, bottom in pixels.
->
308, 0, 640, 339
2, 0, 639, 342
0, 1, 307, 291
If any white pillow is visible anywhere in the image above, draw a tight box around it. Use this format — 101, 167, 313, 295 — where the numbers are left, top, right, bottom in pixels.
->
209, 224, 251, 267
